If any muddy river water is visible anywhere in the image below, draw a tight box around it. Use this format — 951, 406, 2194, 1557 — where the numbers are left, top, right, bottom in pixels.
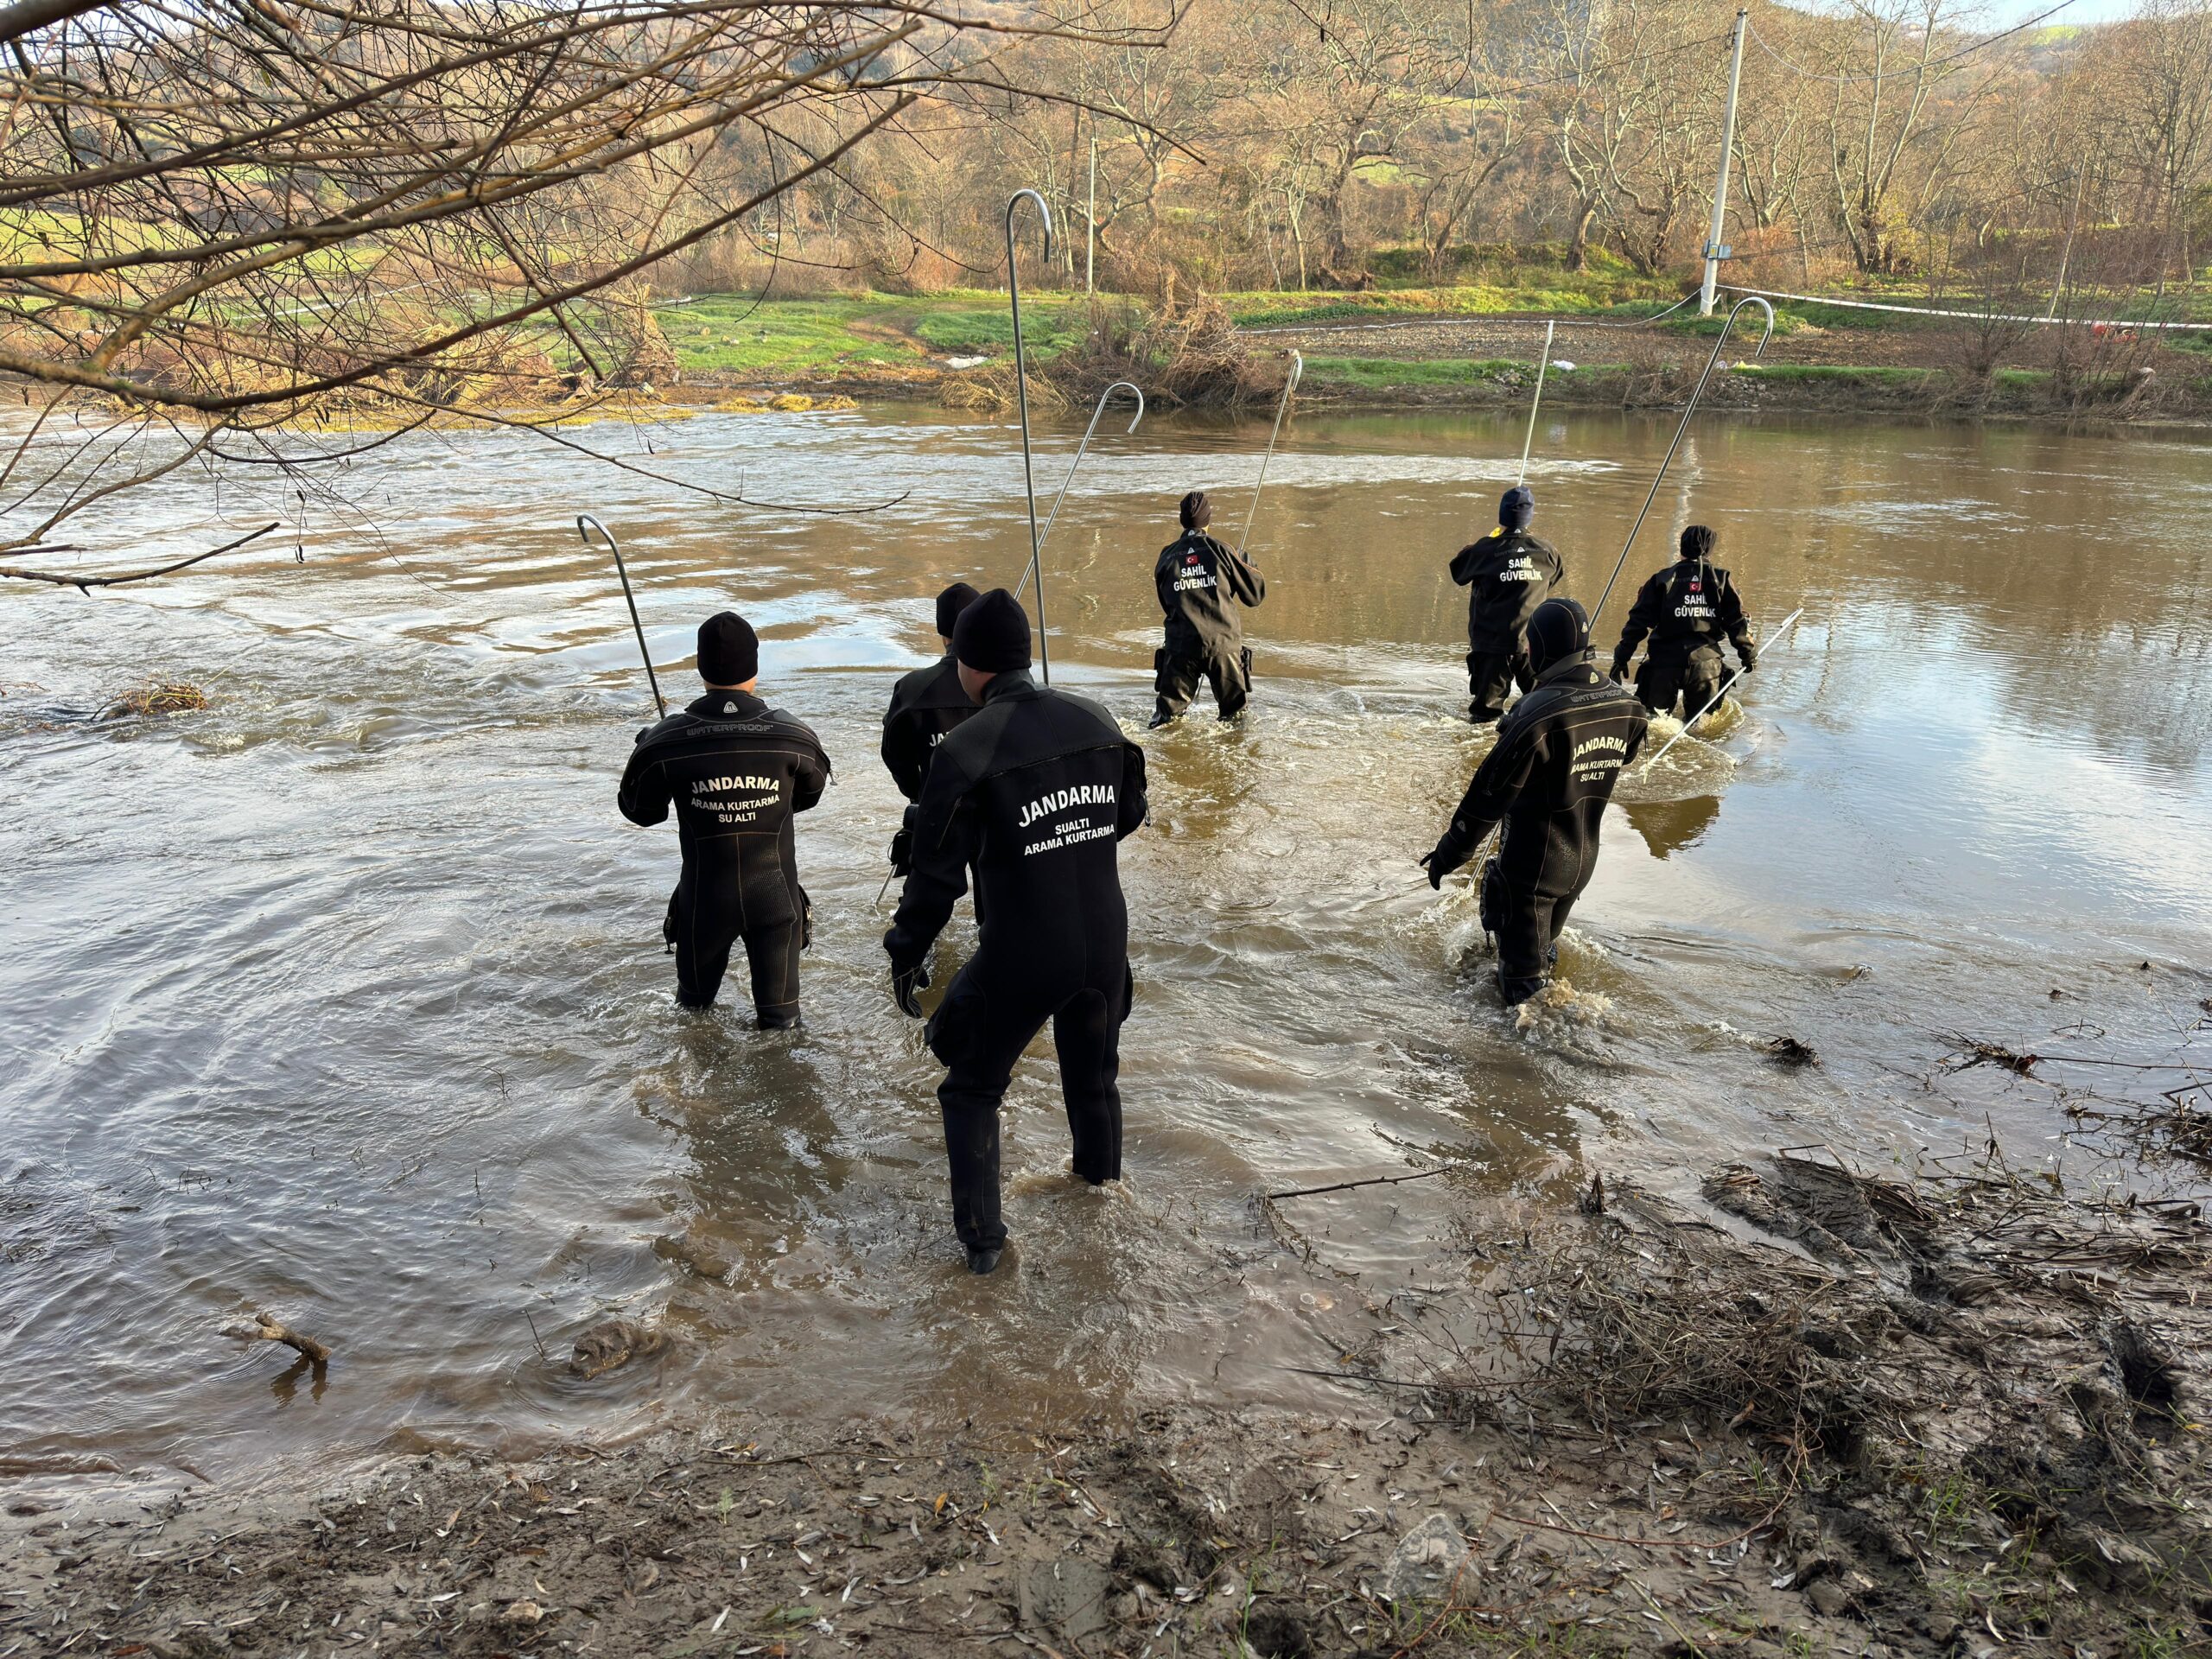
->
3, 402, 2209, 1487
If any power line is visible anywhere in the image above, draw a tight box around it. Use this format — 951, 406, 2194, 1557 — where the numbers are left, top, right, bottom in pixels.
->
1745, 0, 2084, 86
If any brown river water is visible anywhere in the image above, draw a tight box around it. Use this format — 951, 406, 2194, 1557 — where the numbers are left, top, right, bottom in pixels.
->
3, 403, 2209, 1489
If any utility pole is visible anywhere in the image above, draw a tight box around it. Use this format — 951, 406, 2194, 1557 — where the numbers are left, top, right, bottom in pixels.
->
1700, 10, 1749, 318
1086, 136, 1097, 295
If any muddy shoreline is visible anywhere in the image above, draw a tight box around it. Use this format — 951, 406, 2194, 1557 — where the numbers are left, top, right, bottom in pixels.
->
9, 1152, 2207, 1658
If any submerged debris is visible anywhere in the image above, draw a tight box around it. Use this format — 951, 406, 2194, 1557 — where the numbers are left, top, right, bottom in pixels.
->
1940, 1031, 2038, 1074
96, 679, 207, 720
1765, 1034, 1820, 1066
222, 1308, 331, 1364
569, 1317, 664, 1378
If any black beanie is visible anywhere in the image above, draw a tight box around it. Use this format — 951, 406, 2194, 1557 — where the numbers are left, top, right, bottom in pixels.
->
1179, 490, 1211, 531
951, 588, 1032, 674
935, 581, 981, 639
697, 611, 758, 685
1525, 596, 1591, 675
1680, 524, 1715, 561
1499, 486, 1535, 529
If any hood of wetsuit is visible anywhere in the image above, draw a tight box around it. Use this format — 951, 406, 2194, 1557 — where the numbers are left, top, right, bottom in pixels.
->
953, 587, 1032, 673
935, 581, 981, 639
697, 611, 758, 685
1525, 596, 1591, 676
1679, 524, 1715, 562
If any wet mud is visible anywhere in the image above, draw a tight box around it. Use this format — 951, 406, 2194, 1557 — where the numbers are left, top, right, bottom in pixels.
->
10, 1147, 2212, 1657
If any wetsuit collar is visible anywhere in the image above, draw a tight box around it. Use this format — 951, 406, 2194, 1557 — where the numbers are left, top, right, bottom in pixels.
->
689, 688, 766, 718
1531, 647, 1599, 686
979, 668, 1039, 704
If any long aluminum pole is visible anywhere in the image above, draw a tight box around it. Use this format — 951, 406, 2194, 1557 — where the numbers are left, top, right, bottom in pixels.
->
1004, 188, 1055, 682
1700, 11, 1749, 319
1015, 380, 1144, 601
1640, 607, 1805, 769
1235, 352, 1304, 563
576, 514, 664, 719
1591, 296, 1774, 627
1516, 320, 1557, 485
1086, 137, 1097, 296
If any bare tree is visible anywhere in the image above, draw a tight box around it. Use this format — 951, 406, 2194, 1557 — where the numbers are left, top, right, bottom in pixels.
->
0, 0, 1167, 579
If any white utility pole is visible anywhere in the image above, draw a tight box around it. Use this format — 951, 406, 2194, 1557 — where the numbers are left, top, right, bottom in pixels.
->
1700, 10, 1749, 317
1086, 137, 1097, 294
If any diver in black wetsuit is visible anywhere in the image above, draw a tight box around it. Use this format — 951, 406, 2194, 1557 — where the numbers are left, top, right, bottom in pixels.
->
1609, 524, 1758, 718
619, 612, 830, 1027
881, 581, 981, 878
1150, 491, 1265, 727
883, 589, 1149, 1274
1422, 598, 1649, 1007
1451, 485, 1564, 726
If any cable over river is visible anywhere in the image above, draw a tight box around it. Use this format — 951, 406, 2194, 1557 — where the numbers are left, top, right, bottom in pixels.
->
3, 403, 2209, 1488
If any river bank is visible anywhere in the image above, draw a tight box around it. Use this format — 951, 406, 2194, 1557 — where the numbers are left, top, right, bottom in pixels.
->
8, 1148, 2208, 1659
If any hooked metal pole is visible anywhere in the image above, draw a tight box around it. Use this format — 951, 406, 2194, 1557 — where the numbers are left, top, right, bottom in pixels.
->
1015, 380, 1144, 601
1235, 351, 1303, 563
1005, 188, 1055, 683
1639, 607, 1805, 770
576, 513, 664, 719
1589, 296, 1775, 629
1516, 320, 1556, 486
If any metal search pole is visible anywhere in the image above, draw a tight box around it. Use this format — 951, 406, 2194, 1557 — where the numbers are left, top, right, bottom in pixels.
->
1640, 607, 1805, 770
1235, 351, 1304, 563
576, 514, 664, 719
1516, 320, 1557, 486
1005, 188, 1055, 683
1590, 296, 1775, 628
1015, 380, 1144, 601
1700, 10, 1749, 319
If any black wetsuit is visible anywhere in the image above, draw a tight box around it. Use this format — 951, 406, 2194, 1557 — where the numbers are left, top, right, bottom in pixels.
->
885, 671, 1148, 1251
1450, 527, 1564, 723
881, 652, 982, 880
1611, 556, 1756, 717
619, 690, 830, 1023
1153, 530, 1265, 721
1430, 652, 1649, 1001
881, 655, 977, 803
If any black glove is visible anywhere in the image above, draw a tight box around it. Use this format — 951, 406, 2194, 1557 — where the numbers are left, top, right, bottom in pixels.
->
1421, 830, 1474, 890
888, 826, 912, 877
884, 930, 930, 1018
891, 961, 930, 1018
1737, 643, 1758, 672
1608, 657, 1629, 683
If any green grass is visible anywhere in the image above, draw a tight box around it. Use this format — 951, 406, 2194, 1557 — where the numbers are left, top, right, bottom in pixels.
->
1224, 275, 1674, 329
1731, 362, 1932, 385
1301, 354, 1525, 389
650, 289, 1093, 376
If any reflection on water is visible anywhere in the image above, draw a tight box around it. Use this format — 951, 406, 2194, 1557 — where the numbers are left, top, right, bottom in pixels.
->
2, 402, 2209, 1485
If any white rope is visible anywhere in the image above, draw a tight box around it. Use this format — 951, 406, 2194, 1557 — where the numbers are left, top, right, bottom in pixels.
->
1719, 283, 2204, 332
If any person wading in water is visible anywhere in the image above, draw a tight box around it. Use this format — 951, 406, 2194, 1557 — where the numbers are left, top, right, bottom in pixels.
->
1150, 490, 1265, 728
1451, 485, 1563, 726
884, 589, 1149, 1274
880, 581, 981, 880
619, 612, 830, 1027
1421, 598, 1648, 1007
1608, 524, 1758, 719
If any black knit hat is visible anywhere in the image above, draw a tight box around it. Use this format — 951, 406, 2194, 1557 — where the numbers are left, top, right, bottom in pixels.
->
697, 611, 758, 685
951, 588, 1032, 674
1680, 524, 1715, 560
1179, 491, 1211, 531
1499, 486, 1535, 529
935, 582, 981, 639
1525, 596, 1591, 675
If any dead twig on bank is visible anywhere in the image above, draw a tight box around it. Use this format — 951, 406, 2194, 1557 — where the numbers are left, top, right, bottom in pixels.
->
1265, 1164, 1467, 1202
